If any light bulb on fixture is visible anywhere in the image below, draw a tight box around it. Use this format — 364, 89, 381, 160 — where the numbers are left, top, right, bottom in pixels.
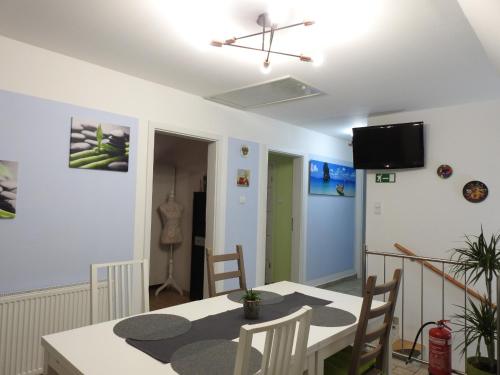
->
260, 60, 271, 74
260, 61, 272, 74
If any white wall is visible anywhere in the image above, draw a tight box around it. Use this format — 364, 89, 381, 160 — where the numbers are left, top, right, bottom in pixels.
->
366, 98, 500, 258
0, 36, 354, 288
365, 99, 500, 369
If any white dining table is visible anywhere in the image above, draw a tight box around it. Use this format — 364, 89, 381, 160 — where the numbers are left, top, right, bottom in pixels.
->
42, 281, 389, 375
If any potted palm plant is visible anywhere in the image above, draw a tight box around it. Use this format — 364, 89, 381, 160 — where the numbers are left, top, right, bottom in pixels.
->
241, 289, 261, 320
451, 228, 499, 374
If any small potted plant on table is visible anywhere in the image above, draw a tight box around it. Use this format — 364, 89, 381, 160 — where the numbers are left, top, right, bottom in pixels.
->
241, 289, 261, 320
451, 227, 499, 374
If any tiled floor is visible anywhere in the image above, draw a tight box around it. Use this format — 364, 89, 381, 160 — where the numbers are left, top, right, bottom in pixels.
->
321, 276, 363, 296
392, 358, 427, 375
321, 277, 427, 375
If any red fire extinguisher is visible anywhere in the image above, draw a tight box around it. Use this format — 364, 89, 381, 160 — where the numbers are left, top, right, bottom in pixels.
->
407, 320, 452, 375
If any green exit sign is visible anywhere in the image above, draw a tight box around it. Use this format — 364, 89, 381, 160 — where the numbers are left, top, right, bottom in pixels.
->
376, 173, 396, 183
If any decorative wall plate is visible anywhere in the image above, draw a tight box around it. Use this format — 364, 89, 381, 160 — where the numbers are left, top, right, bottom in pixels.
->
437, 164, 453, 179
463, 181, 488, 203
240, 145, 249, 157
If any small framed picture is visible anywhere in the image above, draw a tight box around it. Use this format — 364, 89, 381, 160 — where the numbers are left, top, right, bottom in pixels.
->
237, 169, 250, 187
240, 145, 249, 158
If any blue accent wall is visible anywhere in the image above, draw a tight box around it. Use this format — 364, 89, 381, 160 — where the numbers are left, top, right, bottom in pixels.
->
224, 138, 259, 288
306, 155, 355, 281
0, 90, 138, 294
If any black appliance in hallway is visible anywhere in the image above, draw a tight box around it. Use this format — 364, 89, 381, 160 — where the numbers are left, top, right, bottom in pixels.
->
189, 192, 206, 300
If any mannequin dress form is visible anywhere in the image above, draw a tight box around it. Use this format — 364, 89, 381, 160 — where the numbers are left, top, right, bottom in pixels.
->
155, 191, 183, 296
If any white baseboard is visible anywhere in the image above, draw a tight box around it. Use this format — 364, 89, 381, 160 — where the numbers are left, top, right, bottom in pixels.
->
304, 269, 357, 287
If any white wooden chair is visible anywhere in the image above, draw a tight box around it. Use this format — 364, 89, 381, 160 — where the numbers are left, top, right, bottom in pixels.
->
233, 305, 313, 375
90, 259, 149, 324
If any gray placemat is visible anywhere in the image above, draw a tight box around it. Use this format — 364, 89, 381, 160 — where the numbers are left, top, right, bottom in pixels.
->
114, 314, 191, 340
171, 339, 262, 375
289, 305, 357, 327
227, 290, 284, 305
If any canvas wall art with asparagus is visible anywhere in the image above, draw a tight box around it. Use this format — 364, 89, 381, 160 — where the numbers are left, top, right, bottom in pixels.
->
69, 118, 130, 172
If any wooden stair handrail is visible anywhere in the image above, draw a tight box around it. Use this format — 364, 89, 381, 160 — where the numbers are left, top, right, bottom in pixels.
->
394, 243, 491, 307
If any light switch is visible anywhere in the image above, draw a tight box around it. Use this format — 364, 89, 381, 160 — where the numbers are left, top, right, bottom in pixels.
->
374, 202, 382, 215
239, 196, 246, 204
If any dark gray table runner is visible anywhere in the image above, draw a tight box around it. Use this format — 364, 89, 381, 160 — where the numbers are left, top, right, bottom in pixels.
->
126, 292, 332, 364
227, 290, 284, 305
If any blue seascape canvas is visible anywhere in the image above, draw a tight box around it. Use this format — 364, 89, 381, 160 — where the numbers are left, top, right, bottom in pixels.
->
309, 160, 356, 197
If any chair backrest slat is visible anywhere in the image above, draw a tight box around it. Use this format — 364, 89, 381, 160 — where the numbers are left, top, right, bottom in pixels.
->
206, 245, 247, 297
107, 265, 113, 320
363, 323, 389, 343
234, 305, 312, 375
127, 264, 132, 316
113, 265, 119, 317
260, 329, 274, 375
212, 253, 240, 261
90, 259, 149, 324
367, 302, 391, 319
120, 265, 126, 317
372, 279, 398, 295
360, 345, 382, 363
348, 269, 402, 375
213, 270, 242, 281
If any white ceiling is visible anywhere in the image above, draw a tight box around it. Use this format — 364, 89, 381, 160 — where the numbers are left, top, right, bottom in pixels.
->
0, 0, 499, 139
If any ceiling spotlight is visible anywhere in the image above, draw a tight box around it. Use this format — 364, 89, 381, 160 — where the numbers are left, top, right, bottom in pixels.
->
210, 12, 319, 72
260, 61, 272, 74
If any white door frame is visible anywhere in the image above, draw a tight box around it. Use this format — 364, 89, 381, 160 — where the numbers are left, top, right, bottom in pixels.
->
143, 121, 226, 295
257, 145, 308, 286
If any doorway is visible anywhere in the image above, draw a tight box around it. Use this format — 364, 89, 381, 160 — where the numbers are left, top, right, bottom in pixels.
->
265, 152, 302, 284
148, 131, 213, 310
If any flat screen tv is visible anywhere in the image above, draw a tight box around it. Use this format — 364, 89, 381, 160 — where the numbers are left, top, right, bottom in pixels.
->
352, 122, 424, 169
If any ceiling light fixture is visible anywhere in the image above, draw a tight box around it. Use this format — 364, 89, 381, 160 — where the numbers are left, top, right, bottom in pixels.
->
210, 13, 315, 72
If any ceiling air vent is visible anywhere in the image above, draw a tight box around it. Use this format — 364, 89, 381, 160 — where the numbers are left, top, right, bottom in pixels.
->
205, 76, 323, 109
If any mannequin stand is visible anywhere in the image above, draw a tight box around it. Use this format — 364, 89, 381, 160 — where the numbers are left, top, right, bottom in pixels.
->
155, 244, 183, 296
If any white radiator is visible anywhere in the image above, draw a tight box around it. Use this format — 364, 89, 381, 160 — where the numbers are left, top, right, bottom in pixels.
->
0, 283, 108, 375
